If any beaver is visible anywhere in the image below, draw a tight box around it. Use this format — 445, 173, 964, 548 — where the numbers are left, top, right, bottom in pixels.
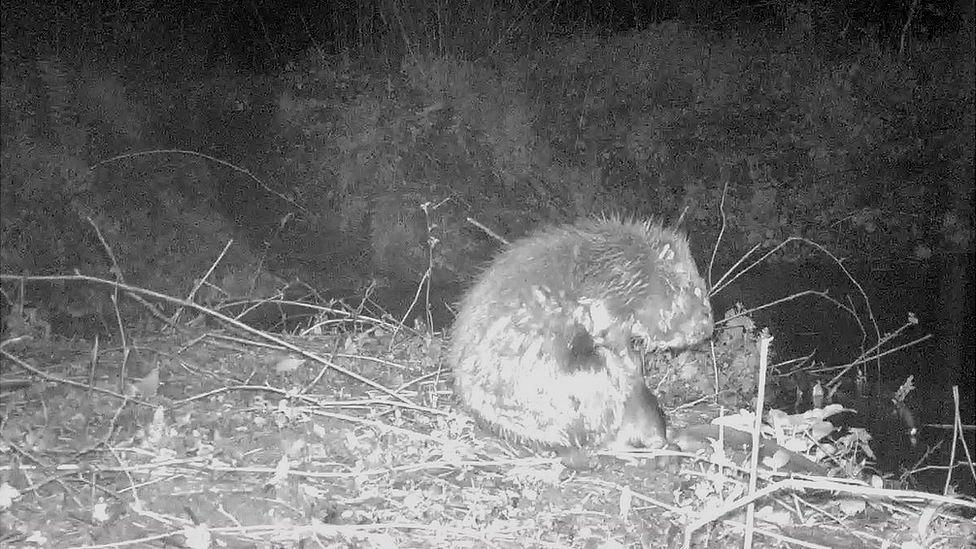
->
449, 216, 713, 453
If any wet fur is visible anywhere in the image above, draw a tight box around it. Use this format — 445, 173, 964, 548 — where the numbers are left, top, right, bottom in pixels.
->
449, 216, 712, 450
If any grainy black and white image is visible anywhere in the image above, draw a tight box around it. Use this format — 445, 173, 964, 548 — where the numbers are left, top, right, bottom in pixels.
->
1, 0, 973, 547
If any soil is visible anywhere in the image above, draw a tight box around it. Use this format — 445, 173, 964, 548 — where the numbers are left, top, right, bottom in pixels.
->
0, 328, 971, 548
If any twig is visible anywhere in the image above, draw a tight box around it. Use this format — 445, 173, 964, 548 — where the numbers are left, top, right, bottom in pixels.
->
86, 217, 124, 283
85, 217, 130, 392
240, 298, 407, 334
709, 241, 762, 299
715, 290, 850, 328
709, 236, 882, 384
466, 216, 509, 245
0, 273, 419, 406
0, 348, 150, 407
819, 333, 932, 387
581, 477, 828, 549
743, 334, 773, 548
87, 334, 99, 391
683, 475, 976, 545
172, 239, 234, 325
391, 200, 444, 352
899, 0, 920, 59
707, 179, 731, 290
946, 386, 976, 493
91, 149, 305, 214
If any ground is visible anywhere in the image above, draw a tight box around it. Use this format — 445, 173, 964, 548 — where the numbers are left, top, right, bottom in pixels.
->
0, 324, 972, 548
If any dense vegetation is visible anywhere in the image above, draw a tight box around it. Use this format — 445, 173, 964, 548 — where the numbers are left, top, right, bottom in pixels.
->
1, 0, 972, 312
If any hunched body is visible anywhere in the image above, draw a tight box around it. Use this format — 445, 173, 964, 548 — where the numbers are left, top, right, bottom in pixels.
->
449, 216, 713, 452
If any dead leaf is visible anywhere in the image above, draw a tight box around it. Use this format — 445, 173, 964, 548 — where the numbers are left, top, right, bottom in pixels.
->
131, 367, 159, 397
274, 357, 305, 373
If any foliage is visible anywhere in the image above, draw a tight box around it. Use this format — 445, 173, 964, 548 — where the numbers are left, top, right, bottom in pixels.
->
4, 0, 965, 75
675, 404, 880, 513
2, 5, 971, 321
269, 18, 972, 287
270, 53, 575, 285
522, 23, 972, 264
0, 57, 281, 324
645, 303, 764, 406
